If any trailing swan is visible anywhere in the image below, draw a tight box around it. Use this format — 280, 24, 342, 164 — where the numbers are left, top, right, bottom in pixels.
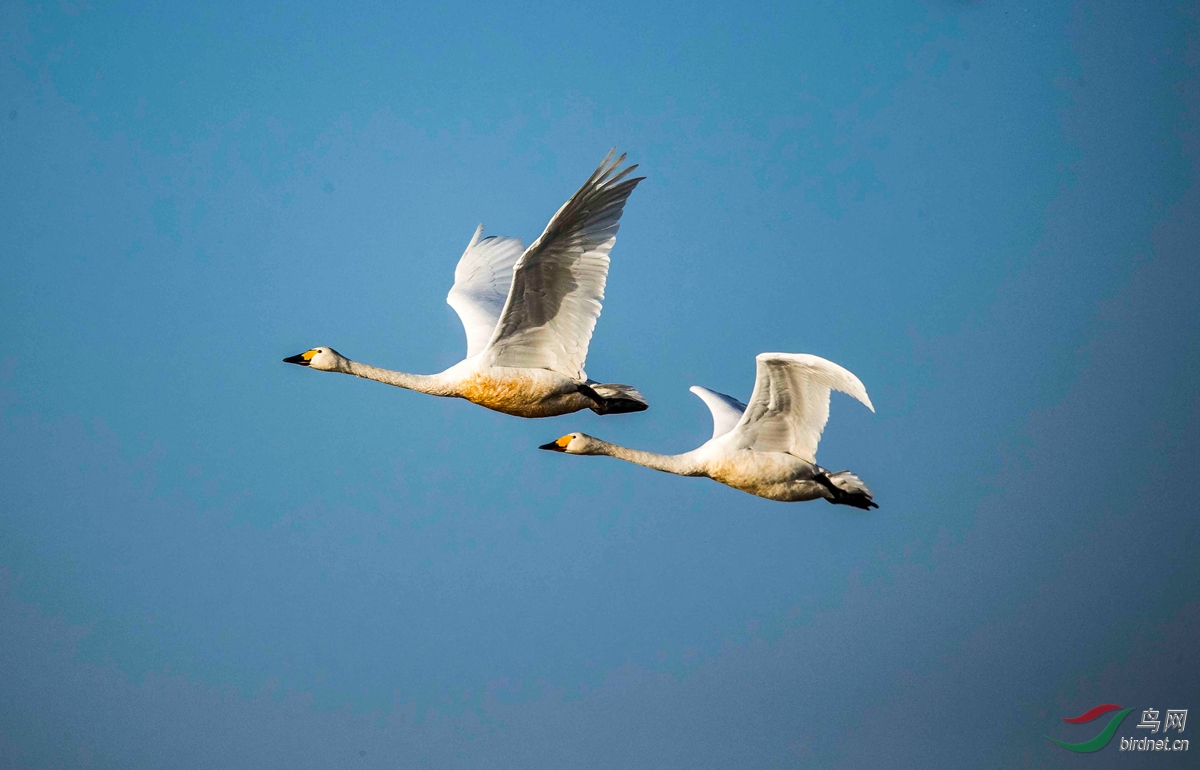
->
540, 352, 877, 507
284, 150, 647, 418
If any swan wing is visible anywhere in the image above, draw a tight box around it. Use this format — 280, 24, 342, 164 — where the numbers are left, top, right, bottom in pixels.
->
485, 150, 643, 380
446, 224, 525, 358
689, 386, 748, 440
730, 353, 873, 462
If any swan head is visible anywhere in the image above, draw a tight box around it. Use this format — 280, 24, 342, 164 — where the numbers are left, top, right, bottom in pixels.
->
538, 432, 599, 455
282, 346, 348, 372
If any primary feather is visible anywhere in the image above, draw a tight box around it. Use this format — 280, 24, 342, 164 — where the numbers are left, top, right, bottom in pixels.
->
486, 150, 645, 381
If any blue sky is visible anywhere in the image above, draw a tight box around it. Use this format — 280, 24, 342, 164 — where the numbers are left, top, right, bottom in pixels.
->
1, 1, 1197, 767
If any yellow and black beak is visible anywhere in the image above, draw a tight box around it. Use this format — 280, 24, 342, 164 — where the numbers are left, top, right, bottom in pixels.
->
283, 350, 317, 366
538, 435, 572, 452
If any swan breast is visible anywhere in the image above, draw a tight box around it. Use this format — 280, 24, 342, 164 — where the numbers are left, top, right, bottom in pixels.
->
703, 451, 825, 502
455, 370, 593, 418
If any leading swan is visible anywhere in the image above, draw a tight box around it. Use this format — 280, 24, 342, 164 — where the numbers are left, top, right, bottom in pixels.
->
540, 352, 878, 508
284, 151, 648, 418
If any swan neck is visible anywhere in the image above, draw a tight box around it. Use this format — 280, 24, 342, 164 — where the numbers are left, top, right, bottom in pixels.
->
592, 441, 698, 475
344, 359, 447, 395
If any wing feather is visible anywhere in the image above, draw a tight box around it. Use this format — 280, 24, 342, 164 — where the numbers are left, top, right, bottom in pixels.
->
689, 386, 748, 440
485, 150, 644, 380
730, 353, 873, 462
446, 224, 524, 358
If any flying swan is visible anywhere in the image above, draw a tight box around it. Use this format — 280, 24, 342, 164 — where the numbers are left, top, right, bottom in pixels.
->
284, 151, 648, 418
540, 352, 878, 507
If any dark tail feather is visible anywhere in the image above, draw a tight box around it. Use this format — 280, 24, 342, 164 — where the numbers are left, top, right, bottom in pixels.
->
583, 382, 649, 415
816, 470, 878, 510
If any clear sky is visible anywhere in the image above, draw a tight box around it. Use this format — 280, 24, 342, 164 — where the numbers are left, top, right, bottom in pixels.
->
1, 1, 1197, 767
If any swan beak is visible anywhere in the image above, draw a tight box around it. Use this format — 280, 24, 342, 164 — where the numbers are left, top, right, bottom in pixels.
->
283, 351, 314, 366
539, 435, 572, 452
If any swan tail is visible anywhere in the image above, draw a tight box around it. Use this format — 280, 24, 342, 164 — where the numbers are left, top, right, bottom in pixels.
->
586, 382, 649, 415
818, 470, 878, 510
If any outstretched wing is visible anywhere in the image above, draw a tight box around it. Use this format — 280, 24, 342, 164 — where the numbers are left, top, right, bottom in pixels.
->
730, 353, 874, 462
485, 150, 644, 381
446, 224, 525, 359
689, 386, 748, 441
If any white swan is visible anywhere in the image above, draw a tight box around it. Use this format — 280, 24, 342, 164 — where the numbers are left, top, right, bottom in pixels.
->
284, 151, 648, 418
540, 352, 878, 508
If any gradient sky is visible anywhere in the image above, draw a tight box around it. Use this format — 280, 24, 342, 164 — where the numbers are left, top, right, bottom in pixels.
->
2, 1, 1197, 768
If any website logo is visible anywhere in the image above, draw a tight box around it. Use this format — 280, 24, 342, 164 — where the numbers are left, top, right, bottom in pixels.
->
1046, 704, 1133, 753
1046, 704, 1189, 754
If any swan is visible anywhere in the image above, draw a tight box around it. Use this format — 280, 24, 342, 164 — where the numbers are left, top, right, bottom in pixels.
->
540, 352, 878, 508
284, 150, 648, 418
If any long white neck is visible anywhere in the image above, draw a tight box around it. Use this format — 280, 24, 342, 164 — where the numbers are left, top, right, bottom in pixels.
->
344, 359, 451, 396
588, 439, 703, 476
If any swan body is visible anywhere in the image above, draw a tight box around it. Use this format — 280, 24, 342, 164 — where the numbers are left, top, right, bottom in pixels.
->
284, 151, 648, 419
541, 352, 878, 507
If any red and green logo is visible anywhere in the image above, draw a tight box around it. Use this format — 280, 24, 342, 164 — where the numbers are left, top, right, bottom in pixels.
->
1045, 704, 1134, 753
